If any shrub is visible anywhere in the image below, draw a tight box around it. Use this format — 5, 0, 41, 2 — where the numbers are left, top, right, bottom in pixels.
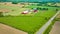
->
28, 32, 34, 34
12, 2, 18, 4
0, 12, 3, 17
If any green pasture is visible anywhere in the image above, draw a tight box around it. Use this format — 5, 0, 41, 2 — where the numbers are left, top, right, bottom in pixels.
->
0, 4, 58, 34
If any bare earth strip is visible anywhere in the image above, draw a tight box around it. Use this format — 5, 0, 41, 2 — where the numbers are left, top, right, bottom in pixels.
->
49, 21, 60, 34
0, 23, 28, 34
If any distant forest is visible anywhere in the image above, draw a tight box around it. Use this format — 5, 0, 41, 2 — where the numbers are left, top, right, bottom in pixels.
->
0, 0, 60, 3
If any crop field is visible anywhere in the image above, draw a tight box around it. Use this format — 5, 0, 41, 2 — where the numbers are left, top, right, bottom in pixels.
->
43, 11, 60, 34
0, 4, 58, 34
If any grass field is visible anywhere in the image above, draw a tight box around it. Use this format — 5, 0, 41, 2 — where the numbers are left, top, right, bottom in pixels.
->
43, 11, 60, 34
0, 4, 58, 34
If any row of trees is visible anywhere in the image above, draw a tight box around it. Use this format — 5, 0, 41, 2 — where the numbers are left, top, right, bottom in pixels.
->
37, 8, 48, 10
37, 2, 60, 7
0, 0, 60, 2
0, 0, 60, 3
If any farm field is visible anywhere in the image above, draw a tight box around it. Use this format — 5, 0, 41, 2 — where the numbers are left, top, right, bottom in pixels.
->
0, 4, 58, 34
49, 12, 60, 34
43, 11, 60, 34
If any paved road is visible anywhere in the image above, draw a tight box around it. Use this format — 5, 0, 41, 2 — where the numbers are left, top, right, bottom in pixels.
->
49, 21, 60, 34
36, 11, 60, 34
0, 23, 27, 34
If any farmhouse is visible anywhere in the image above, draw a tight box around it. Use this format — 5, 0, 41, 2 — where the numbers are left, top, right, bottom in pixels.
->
21, 10, 30, 14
